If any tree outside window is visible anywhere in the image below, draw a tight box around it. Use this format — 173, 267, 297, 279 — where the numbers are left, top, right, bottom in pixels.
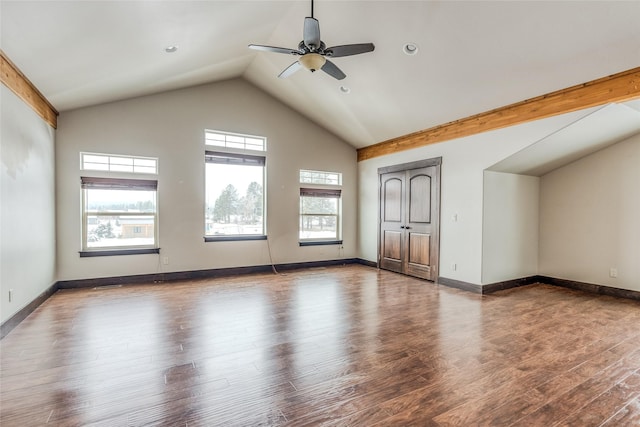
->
299, 187, 341, 242
205, 150, 266, 239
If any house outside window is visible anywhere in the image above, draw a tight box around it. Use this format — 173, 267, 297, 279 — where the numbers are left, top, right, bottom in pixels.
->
80, 152, 159, 256
204, 130, 266, 241
299, 170, 342, 245
81, 177, 158, 255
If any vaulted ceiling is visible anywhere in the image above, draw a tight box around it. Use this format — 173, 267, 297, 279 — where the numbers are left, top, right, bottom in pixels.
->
2, 1, 639, 149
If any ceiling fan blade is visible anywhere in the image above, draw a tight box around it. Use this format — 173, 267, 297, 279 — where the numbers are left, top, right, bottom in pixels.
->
326, 43, 375, 58
321, 59, 346, 80
278, 61, 303, 79
303, 17, 321, 51
248, 44, 301, 55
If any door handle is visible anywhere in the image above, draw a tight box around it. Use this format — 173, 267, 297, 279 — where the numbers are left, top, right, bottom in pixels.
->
405, 226, 412, 229
400, 226, 405, 229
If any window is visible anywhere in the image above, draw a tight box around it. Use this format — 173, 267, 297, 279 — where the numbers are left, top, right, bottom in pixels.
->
299, 170, 342, 245
205, 130, 266, 152
81, 177, 158, 256
300, 170, 341, 185
81, 152, 157, 174
204, 131, 266, 241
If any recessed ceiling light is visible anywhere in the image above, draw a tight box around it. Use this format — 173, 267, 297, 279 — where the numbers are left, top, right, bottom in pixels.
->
339, 86, 351, 94
403, 43, 419, 56
164, 46, 179, 53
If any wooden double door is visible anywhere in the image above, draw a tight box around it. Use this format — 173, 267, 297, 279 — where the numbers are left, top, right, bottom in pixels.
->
378, 158, 441, 281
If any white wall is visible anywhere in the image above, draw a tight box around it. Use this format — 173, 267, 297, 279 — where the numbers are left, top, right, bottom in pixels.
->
482, 171, 539, 284
1, 87, 56, 324
539, 134, 640, 291
56, 79, 356, 281
358, 109, 596, 285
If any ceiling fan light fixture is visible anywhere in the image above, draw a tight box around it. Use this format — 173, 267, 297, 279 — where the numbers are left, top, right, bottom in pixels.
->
299, 53, 326, 72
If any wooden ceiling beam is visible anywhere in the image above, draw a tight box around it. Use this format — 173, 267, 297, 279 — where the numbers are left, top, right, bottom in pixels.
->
357, 66, 640, 162
1, 50, 58, 129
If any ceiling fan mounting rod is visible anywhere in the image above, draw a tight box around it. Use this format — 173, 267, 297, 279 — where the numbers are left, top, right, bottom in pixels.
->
311, 0, 314, 18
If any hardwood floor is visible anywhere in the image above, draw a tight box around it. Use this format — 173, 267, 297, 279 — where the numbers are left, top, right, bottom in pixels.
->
1, 264, 640, 426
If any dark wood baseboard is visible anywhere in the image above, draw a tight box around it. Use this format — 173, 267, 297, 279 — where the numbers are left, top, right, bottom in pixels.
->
438, 275, 538, 295
356, 258, 378, 268
439, 274, 640, 302
437, 276, 483, 294
57, 258, 364, 289
538, 276, 640, 302
1, 282, 59, 339
482, 275, 544, 294
277, 258, 361, 271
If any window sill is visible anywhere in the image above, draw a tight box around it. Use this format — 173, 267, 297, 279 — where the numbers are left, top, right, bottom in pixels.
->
299, 240, 343, 247
204, 235, 267, 242
79, 248, 160, 257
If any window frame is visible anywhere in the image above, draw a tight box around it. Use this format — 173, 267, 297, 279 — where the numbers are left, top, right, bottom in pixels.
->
80, 152, 158, 175
300, 169, 342, 186
299, 185, 343, 246
204, 148, 267, 242
80, 176, 159, 257
205, 129, 266, 152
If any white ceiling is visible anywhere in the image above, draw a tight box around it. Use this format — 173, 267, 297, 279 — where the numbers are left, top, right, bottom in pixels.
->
2, 1, 640, 149
488, 103, 640, 176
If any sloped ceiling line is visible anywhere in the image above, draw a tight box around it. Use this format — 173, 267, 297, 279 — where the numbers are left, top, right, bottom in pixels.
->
357, 66, 640, 162
488, 103, 640, 177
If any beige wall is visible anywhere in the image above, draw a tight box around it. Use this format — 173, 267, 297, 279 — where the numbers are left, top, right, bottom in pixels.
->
1, 87, 57, 323
358, 109, 593, 285
539, 133, 640, 291
56, 79, 357, 281
482, 171, 539, 284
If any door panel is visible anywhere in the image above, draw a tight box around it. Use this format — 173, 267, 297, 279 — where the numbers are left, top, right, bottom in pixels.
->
408, 233, 430, 265
409, 174, 431, 224
380, 172, 405, 273
378, 160, 441, 281
383, 178, 403, 222
383, 231, 402, 261
406, 167, 437, 280
407, 232, 431, 279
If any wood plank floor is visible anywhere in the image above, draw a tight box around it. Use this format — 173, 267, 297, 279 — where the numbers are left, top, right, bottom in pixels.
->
2, 264, 640, 426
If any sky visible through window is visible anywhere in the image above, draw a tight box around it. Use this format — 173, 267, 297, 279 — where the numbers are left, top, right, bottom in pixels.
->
86, 189, 155, 210
205, 163, 263, 202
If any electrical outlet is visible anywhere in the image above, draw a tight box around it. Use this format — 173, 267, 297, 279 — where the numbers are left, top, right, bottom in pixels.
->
451, 263, 457, 271
162, 256, 169, 265
9, 289, 13, 302
609, 268, 617, 278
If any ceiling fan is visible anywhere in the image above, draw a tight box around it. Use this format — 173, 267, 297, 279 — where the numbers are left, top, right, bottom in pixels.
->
248, 0, 375, 80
